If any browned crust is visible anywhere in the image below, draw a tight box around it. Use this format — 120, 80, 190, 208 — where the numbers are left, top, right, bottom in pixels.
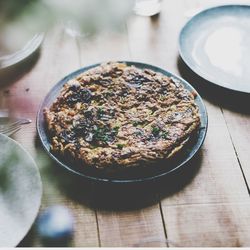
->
44, 62, 200, 170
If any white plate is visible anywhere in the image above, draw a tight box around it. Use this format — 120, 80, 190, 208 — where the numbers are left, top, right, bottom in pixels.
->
0, 133, 42, 247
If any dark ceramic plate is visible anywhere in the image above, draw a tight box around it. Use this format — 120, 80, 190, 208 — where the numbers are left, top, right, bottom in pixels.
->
179, 5, 250, 93
37, 62, 208, 183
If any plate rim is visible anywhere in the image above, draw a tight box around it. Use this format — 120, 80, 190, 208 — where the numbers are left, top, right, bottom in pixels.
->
0, 33, 44, 70
0, 133, 42, 247
179, 4, 250, 94
36, 61, 208, 183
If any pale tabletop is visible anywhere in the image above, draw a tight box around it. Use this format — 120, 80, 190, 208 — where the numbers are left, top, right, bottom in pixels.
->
2, 0, 250, 247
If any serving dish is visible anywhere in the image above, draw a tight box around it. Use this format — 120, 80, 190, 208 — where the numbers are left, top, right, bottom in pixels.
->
0, 133, 42, 247
179, 5, 250, 93
37, 61, 208, 183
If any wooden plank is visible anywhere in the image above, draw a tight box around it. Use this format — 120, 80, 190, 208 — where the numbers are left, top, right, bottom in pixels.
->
127, 0, 250, 247
221, 104, 250, 187
0, 26, 99, 247
77, 27, 166, 247
161, 100, 250, 247
162, 100, 249, 206
96, 205, 166, 247
164, 203, 250, 247
2, 0, 250, 247
78, 29, 131, 66
127, 0, 190, 73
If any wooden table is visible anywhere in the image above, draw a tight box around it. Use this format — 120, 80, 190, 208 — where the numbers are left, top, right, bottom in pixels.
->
2, 0, 250, 247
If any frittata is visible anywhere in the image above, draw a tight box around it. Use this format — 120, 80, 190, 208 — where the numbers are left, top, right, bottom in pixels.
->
44, 62, 200, 171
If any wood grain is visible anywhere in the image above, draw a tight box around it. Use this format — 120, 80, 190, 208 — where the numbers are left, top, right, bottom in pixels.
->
1, 26, 99, 247
1, 0, 250, 247
77, 25, 166, 248
164, 202, 250, 247
96, 206, 166, 247
221, 105, 250, 187
161, 100, 250, 247
127, 0, 250, 247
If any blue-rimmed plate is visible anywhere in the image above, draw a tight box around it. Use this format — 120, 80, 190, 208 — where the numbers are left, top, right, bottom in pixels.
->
179, 5, 250, 93
37, 62, 207, 183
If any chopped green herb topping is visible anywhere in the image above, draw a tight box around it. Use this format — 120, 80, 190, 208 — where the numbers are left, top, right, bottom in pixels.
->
151, 126, 168, 139
132, 121, 139, 126
117, 144, 124, 149
162, 131, 169, 139
97, 107, 104, 115
152, 126, 160, 136
92, 125, 118, 144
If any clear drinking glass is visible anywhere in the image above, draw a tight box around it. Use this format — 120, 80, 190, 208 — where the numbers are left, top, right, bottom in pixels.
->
133, 0, 161, 16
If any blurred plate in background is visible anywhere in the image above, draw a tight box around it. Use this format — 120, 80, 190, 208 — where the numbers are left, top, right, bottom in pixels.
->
0, 33, 44, 70
179, 5, 250, 93
0, 8, 44, 76
0, 134, 42, 247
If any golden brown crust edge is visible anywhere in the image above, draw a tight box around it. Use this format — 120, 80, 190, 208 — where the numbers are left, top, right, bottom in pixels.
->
44, 62, 201, 171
